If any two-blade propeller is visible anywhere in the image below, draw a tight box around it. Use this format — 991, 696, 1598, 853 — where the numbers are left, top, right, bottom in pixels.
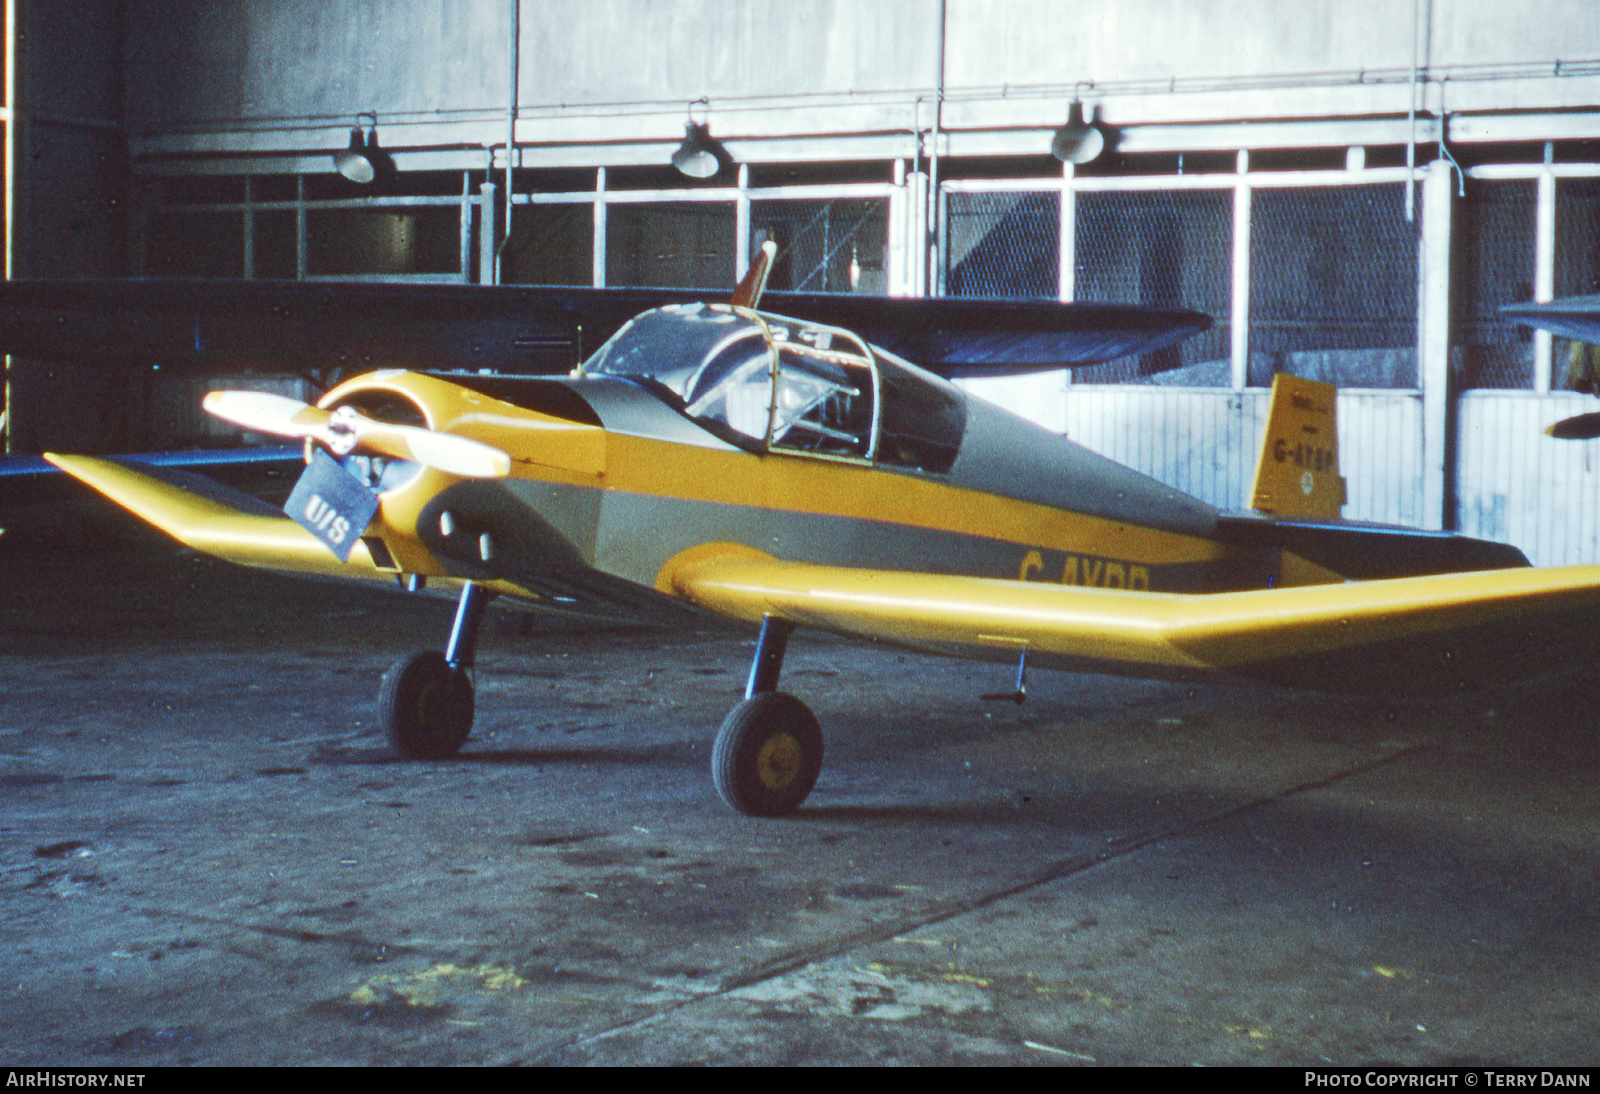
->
203, 391, 511, 477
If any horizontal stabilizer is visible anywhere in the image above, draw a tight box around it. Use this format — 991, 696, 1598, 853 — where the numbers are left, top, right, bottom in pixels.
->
1215, 512, 1530, 581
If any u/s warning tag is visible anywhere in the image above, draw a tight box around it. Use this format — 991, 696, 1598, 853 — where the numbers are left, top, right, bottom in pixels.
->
285, 448, 381, 562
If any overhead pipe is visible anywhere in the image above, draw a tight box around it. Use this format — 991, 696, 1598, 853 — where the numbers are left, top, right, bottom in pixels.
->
494, 0, 519, 284
926, 0, 946, 298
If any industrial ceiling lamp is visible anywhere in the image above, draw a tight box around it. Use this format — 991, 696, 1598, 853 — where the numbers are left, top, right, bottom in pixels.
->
1050, 86, 1105, 165
333, 113, 393, 184
671, 99, 727, 179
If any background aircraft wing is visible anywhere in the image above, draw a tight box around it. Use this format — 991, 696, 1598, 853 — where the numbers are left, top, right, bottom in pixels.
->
659, 547, 1600, 694
0, 278, 1210, 380
1501, 295, 1600, 345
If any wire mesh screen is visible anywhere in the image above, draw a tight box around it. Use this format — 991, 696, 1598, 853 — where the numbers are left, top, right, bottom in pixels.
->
605, 202, 735, 289
751, 199, 888, 294
1554, 178, 1600, 391
1454, 180, 1536, 389
943, 191, 1059, 298
1075, 190, 1232, 383
1250, 184, 1417, 388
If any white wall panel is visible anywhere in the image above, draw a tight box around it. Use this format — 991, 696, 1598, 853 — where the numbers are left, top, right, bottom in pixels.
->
1456, 392, 1600, 568
958, 381, 1267, 510
1336, 391, 1424, 527
946, 0, 1417, 90
127, 0, 510, 130
124, 0, 1600, 162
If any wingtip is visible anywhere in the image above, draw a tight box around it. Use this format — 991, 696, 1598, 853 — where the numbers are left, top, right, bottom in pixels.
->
42, 452, 92, 475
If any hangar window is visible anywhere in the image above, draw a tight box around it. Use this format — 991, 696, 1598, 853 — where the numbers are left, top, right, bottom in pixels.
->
946, 191, 1059, 299
1249, 185, 1417, 388
750, 199, 888, 294
1455, 180, 1537, 389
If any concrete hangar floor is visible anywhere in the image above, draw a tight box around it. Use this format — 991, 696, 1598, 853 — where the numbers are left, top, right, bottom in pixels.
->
0, 511, 1596, 1067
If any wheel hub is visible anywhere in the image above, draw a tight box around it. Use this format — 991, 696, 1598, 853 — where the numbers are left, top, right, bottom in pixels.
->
755, 732, 801, 789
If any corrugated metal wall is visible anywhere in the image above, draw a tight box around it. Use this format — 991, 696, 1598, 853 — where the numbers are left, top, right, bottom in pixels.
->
1054, 387, 1267, 510
1457, 391, 1600, 567
1338, 391, 1426, 527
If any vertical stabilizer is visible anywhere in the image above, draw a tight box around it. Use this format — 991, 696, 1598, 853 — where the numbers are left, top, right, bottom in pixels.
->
1250, 373, 1346, 518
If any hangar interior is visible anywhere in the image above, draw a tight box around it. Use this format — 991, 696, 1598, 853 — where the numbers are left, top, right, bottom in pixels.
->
6, 0, 1600, 563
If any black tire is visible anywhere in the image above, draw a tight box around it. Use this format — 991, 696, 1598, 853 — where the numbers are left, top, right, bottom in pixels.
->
378, 650, 473, 760
711, 692, 822, 816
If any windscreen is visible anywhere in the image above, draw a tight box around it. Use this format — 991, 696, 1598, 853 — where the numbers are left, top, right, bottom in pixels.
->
583, 302, 958, 468
583, 304, 774, 440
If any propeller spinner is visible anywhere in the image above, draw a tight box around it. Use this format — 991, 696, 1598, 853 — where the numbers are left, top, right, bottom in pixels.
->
204, 391, 512, 478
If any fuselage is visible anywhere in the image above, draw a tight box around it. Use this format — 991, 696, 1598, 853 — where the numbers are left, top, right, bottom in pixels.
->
317, 304, 1277, 619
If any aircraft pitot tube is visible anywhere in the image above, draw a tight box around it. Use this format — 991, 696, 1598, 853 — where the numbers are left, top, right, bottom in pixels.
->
202, 391, 512, 478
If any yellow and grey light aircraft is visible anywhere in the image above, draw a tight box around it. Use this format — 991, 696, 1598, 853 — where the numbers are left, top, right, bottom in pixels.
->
13, 252, 1592, 816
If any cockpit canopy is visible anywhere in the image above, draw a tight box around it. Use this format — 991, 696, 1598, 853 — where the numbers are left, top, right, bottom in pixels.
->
582, 303, 965, 473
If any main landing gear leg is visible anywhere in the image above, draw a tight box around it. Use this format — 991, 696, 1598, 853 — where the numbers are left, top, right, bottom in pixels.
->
712, 616, 823, 816
379, 581, 495, 760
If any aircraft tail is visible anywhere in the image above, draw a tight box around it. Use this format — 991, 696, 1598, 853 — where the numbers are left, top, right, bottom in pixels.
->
1249, 373, 1346, 519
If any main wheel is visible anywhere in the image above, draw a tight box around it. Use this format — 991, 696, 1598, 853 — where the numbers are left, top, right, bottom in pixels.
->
711, 692, 823, 816
378, 650, 473, 759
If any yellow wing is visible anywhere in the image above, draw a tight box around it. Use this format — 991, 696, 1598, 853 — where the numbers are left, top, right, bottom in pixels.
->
660, 545, 1600, 694
45, 453, 392, 582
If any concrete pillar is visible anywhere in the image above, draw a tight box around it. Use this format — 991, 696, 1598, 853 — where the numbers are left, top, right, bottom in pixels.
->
295, 174, 308, 280
1419, 160, 1454, 532
592, 167, 606, 288
1534, 143, 1555, 394
903, 170, 929, 298
734, 163, 750, 283
242, 176, 255, 279
1058, 161, 1075, 303
478, 181, 497, 285
886, 160, 908, 297
458, 170, 473, 284
1230, 150, 1252, 392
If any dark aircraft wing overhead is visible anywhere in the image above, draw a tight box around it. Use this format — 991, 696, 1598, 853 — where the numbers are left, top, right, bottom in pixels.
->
764, 291, 1212, 377
0, 278, 1210, 380
1501, 296, 1600, 344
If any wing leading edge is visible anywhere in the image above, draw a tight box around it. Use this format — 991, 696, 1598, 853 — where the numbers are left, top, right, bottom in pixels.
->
660, 546, 1600, 694
43, 453, 388, 581
1501, 296, 1600, 345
